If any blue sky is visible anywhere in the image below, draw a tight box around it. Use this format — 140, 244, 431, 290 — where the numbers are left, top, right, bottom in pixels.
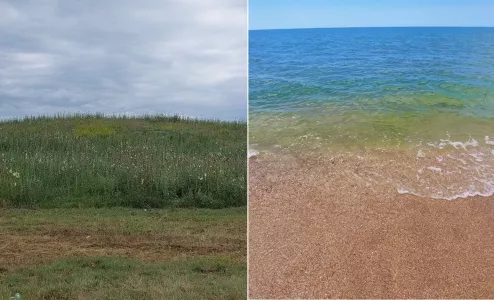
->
0, 0, 247, 121
250, 0, 494, 30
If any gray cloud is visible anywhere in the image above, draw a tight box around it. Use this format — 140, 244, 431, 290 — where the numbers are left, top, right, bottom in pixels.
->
0, 0, 247, 120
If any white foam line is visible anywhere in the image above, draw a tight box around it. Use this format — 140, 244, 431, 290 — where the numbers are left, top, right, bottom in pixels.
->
397, 187, 494, 200
426, 166, 442, 173
397, 182, 494, 200
248, 150, 258, 158
485, 136, 494, 145
430, 138, 479, 150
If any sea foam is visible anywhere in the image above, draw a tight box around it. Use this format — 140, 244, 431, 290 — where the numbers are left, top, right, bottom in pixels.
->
248, 150, 259, 158
397, 137, 494, 200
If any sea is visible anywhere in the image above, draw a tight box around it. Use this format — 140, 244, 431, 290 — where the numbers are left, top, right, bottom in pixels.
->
249, 27, 494, 200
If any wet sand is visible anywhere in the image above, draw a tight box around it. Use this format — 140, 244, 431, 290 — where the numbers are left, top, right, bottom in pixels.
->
248, 152, 494, 299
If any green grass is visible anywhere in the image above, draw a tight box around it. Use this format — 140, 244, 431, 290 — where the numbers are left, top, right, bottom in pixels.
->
0, 113, 246, 209
0, 207, 246, 299
0, 256, 246, 300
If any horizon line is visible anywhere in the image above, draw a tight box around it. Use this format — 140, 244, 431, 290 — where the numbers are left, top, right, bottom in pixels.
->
249, 25, 494, 31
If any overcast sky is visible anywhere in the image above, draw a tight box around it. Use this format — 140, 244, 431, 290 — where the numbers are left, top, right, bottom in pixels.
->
0, 0, 247, 121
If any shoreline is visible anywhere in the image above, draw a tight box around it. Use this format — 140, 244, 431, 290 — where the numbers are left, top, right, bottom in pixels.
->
248, 152, 494, 298
249, 144, 494, 201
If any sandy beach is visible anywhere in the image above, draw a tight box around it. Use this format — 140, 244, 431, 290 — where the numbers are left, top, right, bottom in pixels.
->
248, 152, 494, 299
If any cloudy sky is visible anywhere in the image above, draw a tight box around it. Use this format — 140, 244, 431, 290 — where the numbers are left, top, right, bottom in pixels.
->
0, 0, 247, 120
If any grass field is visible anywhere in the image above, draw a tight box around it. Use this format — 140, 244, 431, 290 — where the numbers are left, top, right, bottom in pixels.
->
0, 114, 247, 299
0, 208, 246, 299
0, 114, 246, 209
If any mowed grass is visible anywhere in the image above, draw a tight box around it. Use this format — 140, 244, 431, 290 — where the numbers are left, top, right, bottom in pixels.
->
0, 113, 246, 209
1, 256, 246, 300
0, 208, 246, 299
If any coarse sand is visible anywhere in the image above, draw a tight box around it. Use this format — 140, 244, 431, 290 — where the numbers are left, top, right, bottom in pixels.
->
248, 151, 494, 299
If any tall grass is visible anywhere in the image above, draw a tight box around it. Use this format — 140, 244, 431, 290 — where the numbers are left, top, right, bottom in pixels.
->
0, 113, 246, 209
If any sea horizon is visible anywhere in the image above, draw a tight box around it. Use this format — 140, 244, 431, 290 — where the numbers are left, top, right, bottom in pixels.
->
249, 25, 494, 31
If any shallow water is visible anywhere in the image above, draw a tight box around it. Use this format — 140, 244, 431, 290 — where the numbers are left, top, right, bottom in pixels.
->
249, 27, 494, 200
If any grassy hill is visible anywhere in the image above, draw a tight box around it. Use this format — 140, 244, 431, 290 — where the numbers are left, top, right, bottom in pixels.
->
0, 113, 246, 209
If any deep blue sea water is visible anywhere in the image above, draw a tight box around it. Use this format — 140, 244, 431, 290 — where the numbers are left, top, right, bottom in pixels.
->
249, 27, 494, 200
250, 27, 494, 152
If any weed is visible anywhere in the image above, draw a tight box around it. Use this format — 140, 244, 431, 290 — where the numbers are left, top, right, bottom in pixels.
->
0, 113, 246, 209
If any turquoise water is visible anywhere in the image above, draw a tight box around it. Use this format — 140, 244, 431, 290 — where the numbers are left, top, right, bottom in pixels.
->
249, 27, 494, 153
249, 27, 494, 200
